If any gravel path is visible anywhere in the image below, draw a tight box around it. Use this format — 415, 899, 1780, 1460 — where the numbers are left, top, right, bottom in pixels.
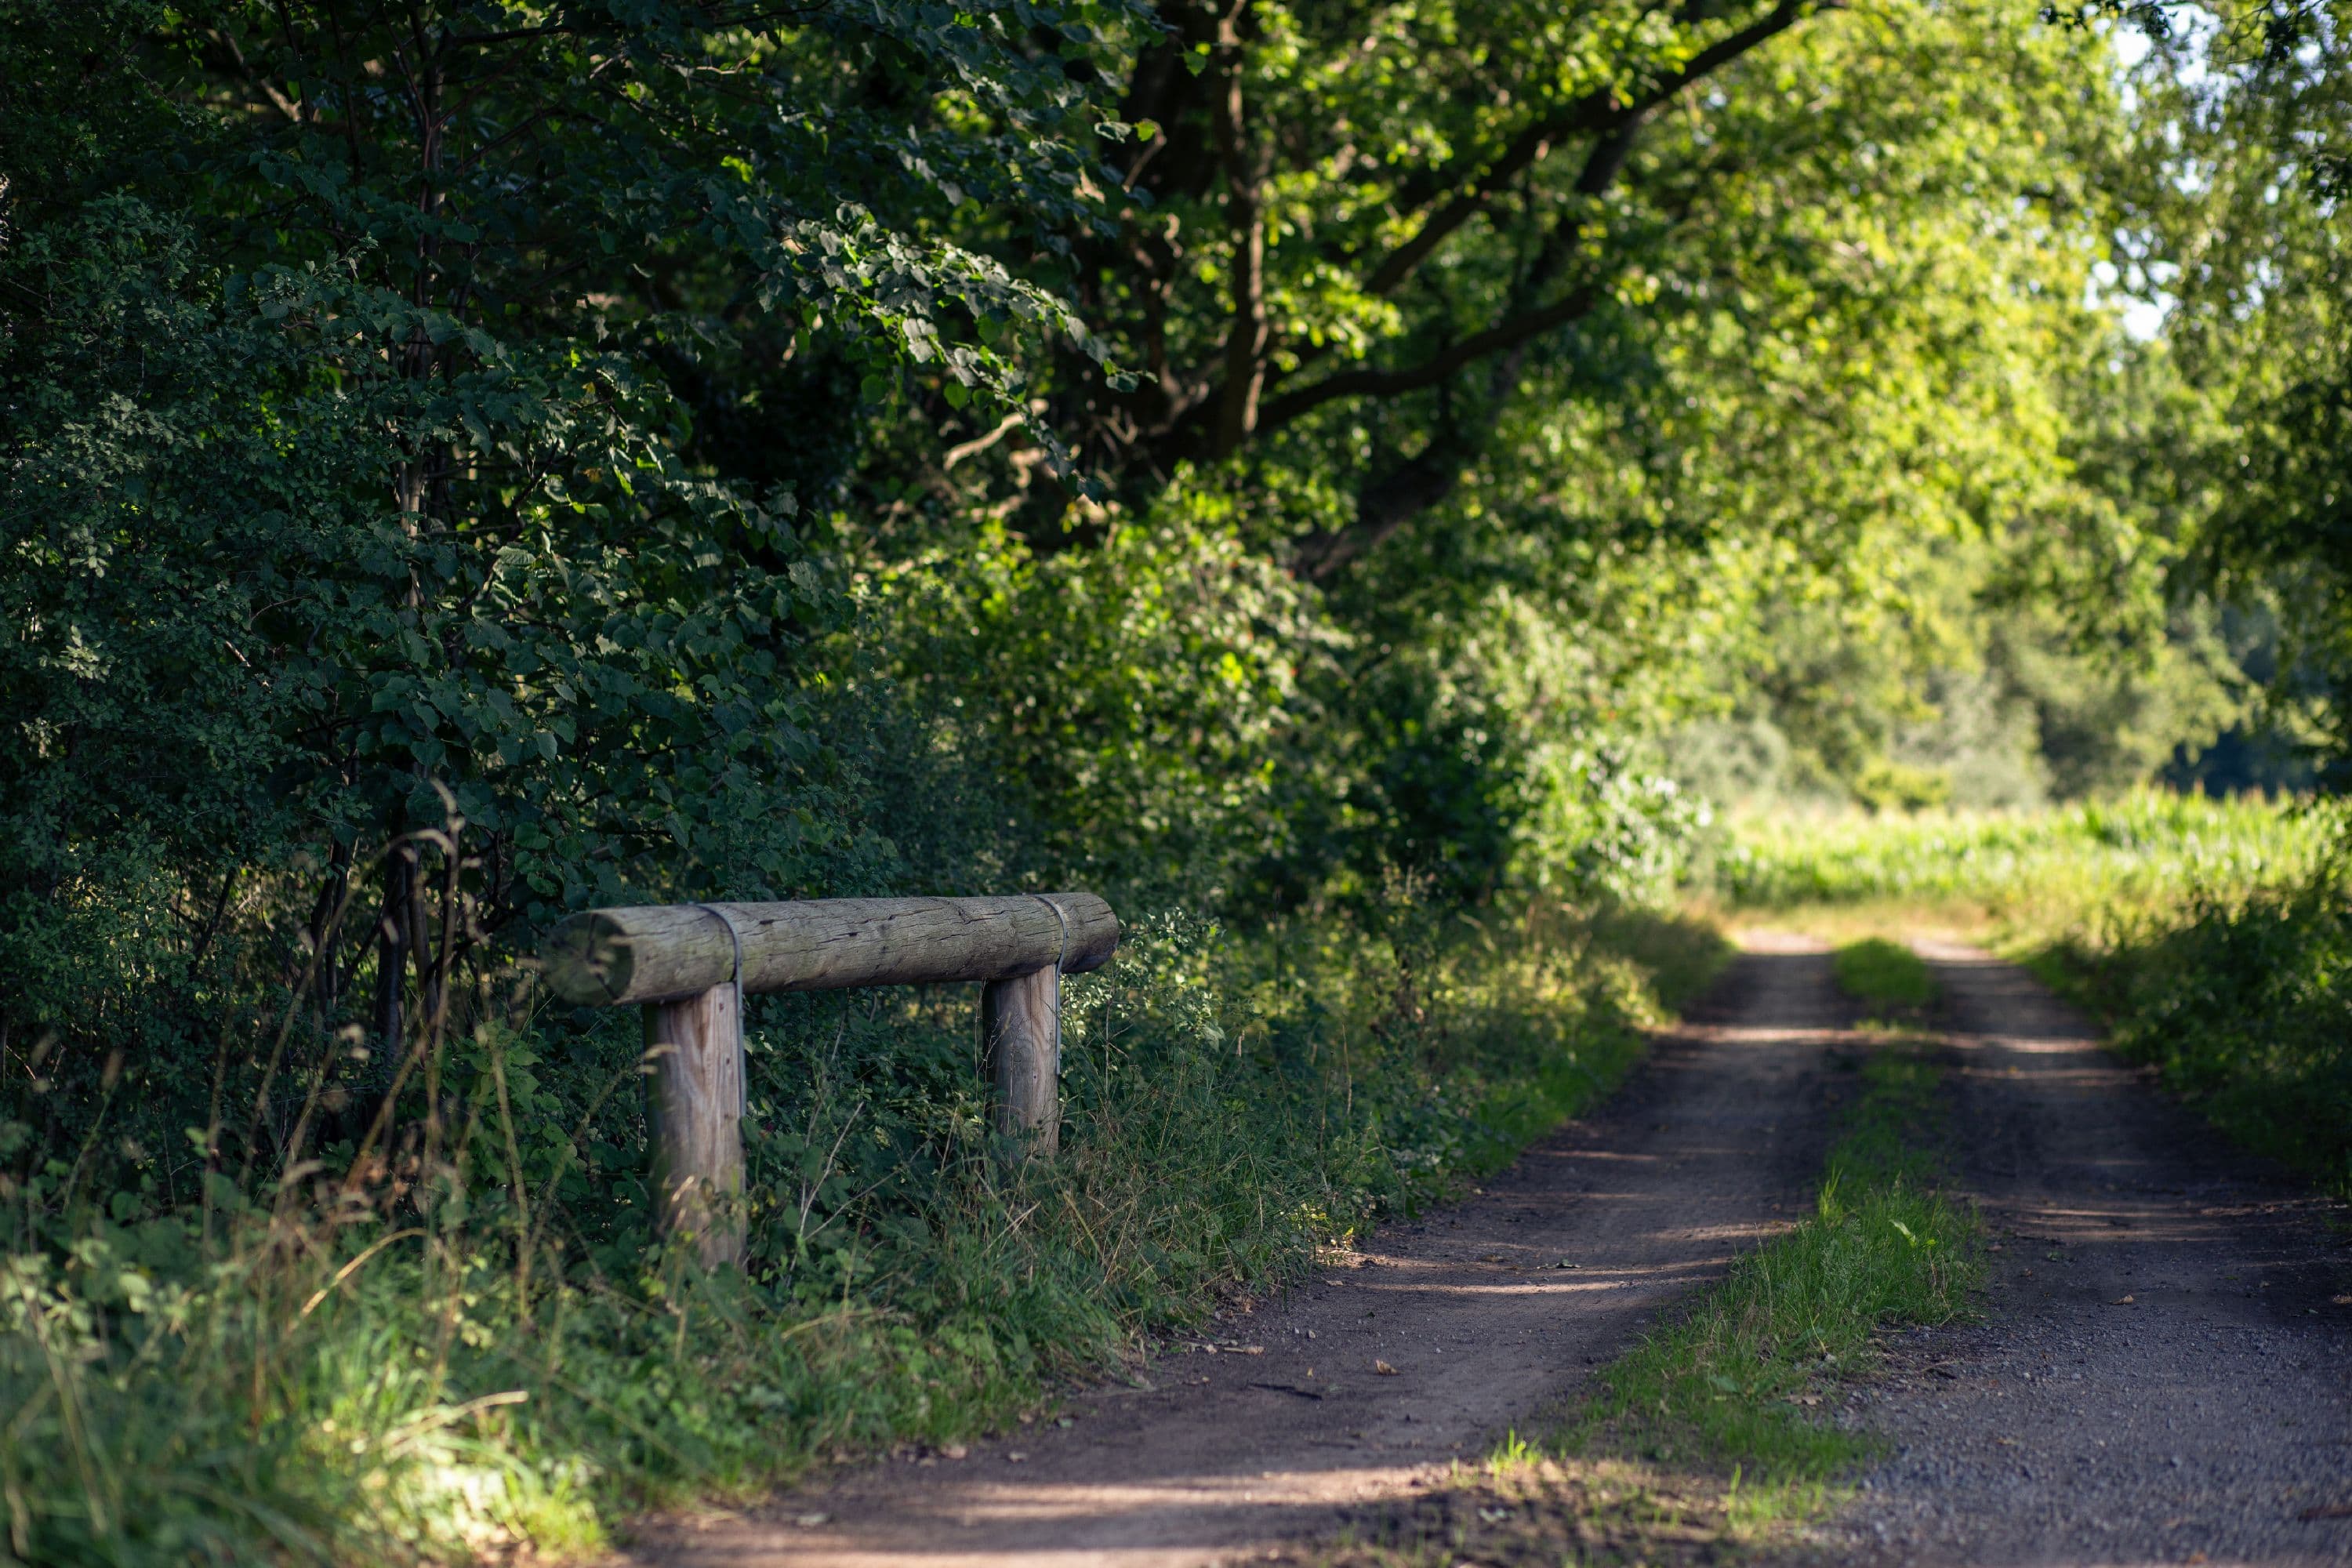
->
624, 940, 1846, 1568
1827, 940, 2352, 1567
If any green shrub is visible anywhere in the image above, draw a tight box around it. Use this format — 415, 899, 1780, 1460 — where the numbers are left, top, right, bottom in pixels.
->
2042, 863, 2352, 1199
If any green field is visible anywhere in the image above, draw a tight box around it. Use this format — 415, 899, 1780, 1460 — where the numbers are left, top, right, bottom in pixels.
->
1714, 791, 2327, 918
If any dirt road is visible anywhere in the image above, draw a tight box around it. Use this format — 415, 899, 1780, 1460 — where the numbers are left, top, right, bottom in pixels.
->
628, 939, 1847, 1568
1829, 941, 2352, 1566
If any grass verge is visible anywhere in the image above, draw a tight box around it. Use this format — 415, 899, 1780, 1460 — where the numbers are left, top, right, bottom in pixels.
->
1831, 938, 1933, 1018
0, 898, 1730, 1566
2023, 865, 2352, 1200
1288, 1015, 1978, 1566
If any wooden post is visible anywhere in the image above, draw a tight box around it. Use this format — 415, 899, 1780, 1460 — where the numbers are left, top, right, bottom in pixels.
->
644, 985, 745, 1267
982, 964, 1060, 1156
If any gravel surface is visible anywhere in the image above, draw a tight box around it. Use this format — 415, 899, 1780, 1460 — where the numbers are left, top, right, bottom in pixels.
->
622, 941, 1846, 1568
1824, 940, 2352, 1568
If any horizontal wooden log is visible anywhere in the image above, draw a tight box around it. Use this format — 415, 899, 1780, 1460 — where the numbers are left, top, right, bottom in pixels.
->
543, 893, 1118, 1007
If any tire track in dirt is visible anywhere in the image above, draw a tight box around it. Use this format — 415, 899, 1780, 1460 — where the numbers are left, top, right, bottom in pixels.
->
1829, 941, 2352, 1567
623, 938, 1850, 1568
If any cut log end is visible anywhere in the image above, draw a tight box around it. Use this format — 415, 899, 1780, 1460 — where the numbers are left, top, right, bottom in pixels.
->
543, 911, 637, 1006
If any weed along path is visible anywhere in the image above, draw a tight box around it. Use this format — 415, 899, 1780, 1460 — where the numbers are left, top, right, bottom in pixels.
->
626, 938, 1851, 1568
1831, 940, 2352, 1566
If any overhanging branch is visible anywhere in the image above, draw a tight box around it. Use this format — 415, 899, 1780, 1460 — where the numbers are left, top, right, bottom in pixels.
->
1254, 284, 1602, 437
1357, 0, 1818, 301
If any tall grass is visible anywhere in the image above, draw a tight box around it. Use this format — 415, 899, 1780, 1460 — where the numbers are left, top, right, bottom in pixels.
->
2034, 862, 2352, 1199
0, 893, 1726, 1566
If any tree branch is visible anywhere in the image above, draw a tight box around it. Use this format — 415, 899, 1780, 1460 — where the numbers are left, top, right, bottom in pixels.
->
1363, 116, 1583, 297
1292, 436, 1478, 579
1159, 0, 1815, 467
1359, 0, 1817, 300
1254, 283, 1602, 437
942, 409, 1027, 469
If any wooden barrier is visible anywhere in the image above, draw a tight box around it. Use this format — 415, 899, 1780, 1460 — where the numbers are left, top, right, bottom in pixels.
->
543, 894, 1118, 1265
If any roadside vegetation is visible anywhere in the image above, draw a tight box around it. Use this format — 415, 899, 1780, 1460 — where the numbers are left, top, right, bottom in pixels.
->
0, 897, 1725, 1565
2038, 868, 2352, 1200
